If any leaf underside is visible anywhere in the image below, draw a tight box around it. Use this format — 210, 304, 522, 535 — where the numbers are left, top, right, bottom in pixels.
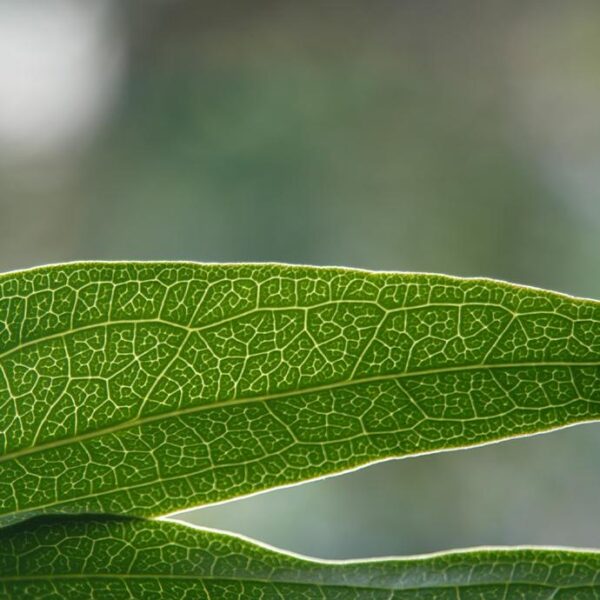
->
0, 263, 598, 525
2, 515, 600, 600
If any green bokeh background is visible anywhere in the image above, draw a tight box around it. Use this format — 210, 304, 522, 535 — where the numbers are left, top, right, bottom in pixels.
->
1, 1, 599, 560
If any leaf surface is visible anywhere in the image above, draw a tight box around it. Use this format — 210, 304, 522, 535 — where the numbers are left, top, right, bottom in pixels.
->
0, 263, 598, 524
2, 515, 600, 599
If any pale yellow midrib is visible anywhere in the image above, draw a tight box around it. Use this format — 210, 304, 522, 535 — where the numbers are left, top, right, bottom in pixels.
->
0, 572, 595, 593
1, 359, 598, 465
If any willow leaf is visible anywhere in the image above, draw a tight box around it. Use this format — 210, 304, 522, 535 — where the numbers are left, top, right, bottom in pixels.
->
2, 515, 600, 599
0, 263, 598, 524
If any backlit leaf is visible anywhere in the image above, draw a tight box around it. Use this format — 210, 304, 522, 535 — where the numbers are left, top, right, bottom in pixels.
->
2, 515, 600, 599
0, 263, 598, 524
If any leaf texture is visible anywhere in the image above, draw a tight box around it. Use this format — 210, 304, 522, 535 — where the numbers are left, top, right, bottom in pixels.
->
2, 515, 600, 599
0, 263, 598, 524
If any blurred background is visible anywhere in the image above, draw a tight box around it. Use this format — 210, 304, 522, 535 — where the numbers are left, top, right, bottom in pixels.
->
1, 0, 599, 559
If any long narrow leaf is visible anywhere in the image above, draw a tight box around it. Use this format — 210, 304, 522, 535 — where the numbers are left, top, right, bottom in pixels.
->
1, 515, 599, 599
0, 263, 598, 524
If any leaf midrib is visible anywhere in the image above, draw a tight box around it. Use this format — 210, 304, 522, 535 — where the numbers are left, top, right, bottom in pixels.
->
1, 359, 597, 466
0, 572, 597, 593
3, 574, 600, 597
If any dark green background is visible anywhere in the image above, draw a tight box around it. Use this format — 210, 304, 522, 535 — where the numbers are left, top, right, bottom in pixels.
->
0, 1, 598, 559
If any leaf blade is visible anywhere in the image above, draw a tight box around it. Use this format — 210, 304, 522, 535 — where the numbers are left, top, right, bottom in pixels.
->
0, 263, 598, 523
2, 515, 600, 599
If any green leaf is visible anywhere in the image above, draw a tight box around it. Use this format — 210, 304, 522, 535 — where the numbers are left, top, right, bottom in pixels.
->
0, 263, 598, 524
2, 515, 600, 599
